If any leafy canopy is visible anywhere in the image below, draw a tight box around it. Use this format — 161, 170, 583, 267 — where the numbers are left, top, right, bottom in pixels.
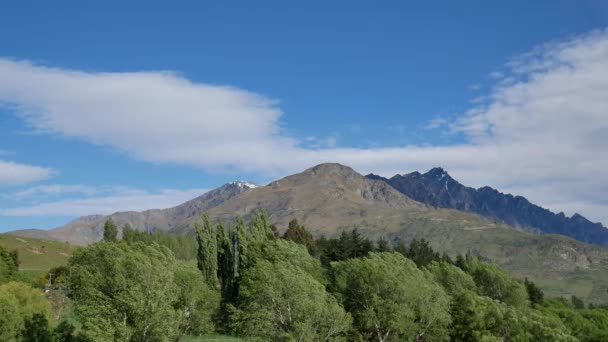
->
332, 252, 451, 342
68, 241, 218, 341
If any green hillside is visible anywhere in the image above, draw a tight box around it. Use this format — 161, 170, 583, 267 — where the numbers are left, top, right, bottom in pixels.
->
388, 215, 608, 304
0, 233, 78, 275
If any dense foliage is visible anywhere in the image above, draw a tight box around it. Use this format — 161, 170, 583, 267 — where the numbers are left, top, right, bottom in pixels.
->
122, 224, 197, 260
332, 253, 451, 341
0, 244, 20, 283
68, 241, 218, 341
0, 281, 52, 341
2, 213, 608, 341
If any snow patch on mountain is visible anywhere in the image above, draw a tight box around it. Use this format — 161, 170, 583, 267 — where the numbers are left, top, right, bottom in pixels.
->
231, 180, 258, 190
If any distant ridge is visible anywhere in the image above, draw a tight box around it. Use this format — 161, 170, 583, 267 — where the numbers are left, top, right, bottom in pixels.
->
8, 181, 258, 245
367, 168, 608, 247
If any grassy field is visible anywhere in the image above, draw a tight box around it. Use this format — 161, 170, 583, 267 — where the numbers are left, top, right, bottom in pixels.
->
184, 335, 242, 342
0, 233, 78, 274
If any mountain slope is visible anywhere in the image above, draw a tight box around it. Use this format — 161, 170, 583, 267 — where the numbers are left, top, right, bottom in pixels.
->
9, 181, 258, 245
172, 163, 426, 235
367, 168, 608, 247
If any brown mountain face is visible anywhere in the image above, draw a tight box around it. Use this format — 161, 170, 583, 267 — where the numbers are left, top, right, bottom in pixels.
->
7, 163, 608, 303
172, 163, 427, 235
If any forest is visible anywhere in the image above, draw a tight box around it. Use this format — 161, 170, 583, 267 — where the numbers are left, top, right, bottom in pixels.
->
2, 211, 608, 342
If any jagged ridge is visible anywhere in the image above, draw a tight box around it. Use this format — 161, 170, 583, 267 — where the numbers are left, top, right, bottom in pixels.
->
367, 168, 608, 247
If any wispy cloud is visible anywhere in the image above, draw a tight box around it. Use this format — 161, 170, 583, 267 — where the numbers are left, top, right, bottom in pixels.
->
425, 117, 449, 130
12, 184, 100, 199
488, 71, 504, 79
1, 29, 608, 224
2, 187, 208, 216
301, 134, 339, 149
0, 160, 54, 186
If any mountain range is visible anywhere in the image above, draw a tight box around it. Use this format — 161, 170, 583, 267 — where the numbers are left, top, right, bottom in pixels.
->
366, 168, 608, 246
7, 163, 608, 303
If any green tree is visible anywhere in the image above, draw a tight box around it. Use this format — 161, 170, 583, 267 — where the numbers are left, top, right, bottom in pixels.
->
375, 238, 391, 252
68, 241, 214, 341
345, 229, 373, 259
448, 290, 518, 341
173, 261, 220, 336
455, 254, 467, 270
269, 223, 279, 238
441, 252, 453, 264
22, 313, 51, 342
428, 262, 574, 341
0, 245, 19, 283
249, 210, 274, 241
466, 258, 529, 308
253, 239, 326, 286
196, 214, 219, 288
229, 218, 248, 301
402, 238, 441, 268
283, 218, 318, 256
102, 218, 118, 242
9, 250, 20, 268
233, 259, 351, 341
524, 277, 544, 306
121, 223, 137, 242
318, 229, 374, 264
52, 321, 77, 342
121, 226, 197, 260
0, 281, 52, 342
332, 253, 451, 341
571, 295, 585, 309
580, 308, 608, 341
522, 310, 578, 342
426, 261, 477, 296
216, 221, 234, 326
538, 297, 598, 341
0, 292, 21, 342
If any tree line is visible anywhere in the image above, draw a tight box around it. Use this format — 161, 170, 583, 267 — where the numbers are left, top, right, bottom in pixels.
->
1, 213, 608, 341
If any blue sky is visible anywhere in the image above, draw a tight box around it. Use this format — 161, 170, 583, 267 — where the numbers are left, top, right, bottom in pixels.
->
2, 1, 608, 231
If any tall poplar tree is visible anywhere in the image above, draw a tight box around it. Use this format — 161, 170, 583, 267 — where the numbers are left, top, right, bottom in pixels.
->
249, 210, 273, 241
102, 218, 117, 242
196, 214, 218, 288
227, 217, 248, 302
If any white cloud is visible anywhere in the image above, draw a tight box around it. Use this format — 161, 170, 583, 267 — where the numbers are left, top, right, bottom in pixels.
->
425, 117, 449, 130
488, 71, 504, 79
12, 184, 100, 200
1, 29, 608, 225
0, 59, 293, 174
2, 187, 208, 216
0, 160, 54, 186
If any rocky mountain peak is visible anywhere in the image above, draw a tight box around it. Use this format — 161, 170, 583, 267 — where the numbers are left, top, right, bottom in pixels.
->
425, 167, 450, 179
304, 163, 359, 177
271, 163, 364, 189
369, 167, 608, 247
